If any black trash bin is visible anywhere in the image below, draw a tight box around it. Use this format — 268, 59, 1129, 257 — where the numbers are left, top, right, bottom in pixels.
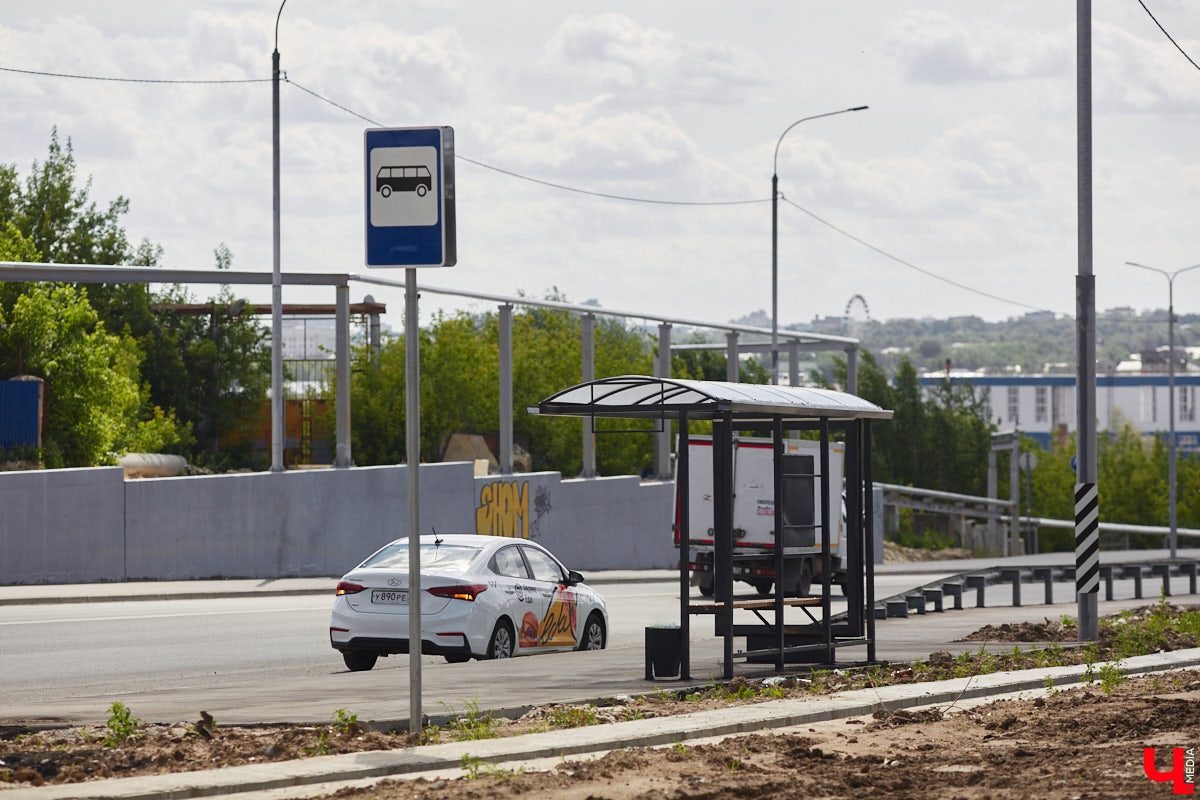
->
644, 625, 681, 680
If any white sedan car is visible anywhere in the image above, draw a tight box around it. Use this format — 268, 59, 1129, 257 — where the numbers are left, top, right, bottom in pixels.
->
330, 534, 608, 671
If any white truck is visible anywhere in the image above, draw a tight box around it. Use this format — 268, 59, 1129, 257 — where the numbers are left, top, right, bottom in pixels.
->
675, 435, 846, 597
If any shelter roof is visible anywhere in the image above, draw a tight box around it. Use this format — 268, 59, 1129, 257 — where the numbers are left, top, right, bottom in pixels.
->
528, 375, 892, 421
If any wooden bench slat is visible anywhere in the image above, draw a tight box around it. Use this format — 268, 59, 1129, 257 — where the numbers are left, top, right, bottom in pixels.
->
688, 597, 822, 614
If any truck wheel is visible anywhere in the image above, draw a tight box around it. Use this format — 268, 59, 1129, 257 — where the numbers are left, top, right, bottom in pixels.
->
791, 561, 813, 597
698, 583, 714, 597
752, 579, 773, 596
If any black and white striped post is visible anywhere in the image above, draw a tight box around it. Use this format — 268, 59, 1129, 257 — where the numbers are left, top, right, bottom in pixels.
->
1075, 0, 1099, 641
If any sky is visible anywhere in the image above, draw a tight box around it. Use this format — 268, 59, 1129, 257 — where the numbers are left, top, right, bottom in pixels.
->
2, 1, 1199, 332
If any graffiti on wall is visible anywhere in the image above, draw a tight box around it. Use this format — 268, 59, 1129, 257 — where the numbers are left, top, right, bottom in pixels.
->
476, 480, 530, 538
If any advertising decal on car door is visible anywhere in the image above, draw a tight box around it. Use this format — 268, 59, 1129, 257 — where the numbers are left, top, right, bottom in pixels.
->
519, 586, 577, 648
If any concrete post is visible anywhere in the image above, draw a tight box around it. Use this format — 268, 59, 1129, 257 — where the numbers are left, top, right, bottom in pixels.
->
987, 447, 998, 552
499, 304, 513, 475
655, 323, 672, 480
334, 284, 351, 467
788, 340, 799, 387
581, 313, 595, 478
846, 345, 859, 396
725, 331, 739, 383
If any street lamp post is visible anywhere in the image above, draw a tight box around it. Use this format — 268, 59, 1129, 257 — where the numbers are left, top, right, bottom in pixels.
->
1125, 260, 1200, 560
770, 106, 868, 385
270, 0, 288, 473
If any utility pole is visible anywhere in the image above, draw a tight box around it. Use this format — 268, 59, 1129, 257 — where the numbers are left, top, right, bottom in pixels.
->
1075, 0, 1099, 642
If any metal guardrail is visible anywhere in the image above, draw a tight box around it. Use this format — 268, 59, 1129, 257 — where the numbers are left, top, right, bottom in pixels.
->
877, 482, 1200, 539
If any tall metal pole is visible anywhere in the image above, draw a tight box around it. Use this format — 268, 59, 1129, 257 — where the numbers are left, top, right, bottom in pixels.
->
405, 269, 423, 736
1075, 0, 1100, 642
1124, 261, 1200, 561
771, 172, 779, 385
270, 2, 287, 473
771, 106, 868, 386
1169, 279, 1177, 560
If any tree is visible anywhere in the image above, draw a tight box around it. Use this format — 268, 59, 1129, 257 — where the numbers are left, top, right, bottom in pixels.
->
0, 283, 140, 467
823, 351, 994, 496
0, 132, 205, 466
347, 297, 659, 476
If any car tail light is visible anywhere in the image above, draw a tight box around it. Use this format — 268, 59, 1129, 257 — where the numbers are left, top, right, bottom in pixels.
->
428, 584, 487, 601
336, 581, 366, 596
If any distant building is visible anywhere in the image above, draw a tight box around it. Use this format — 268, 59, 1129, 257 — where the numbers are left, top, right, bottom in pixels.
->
920, 367, 1200, 453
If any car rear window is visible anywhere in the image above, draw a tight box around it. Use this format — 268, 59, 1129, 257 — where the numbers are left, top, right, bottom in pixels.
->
360, 543, 481, 571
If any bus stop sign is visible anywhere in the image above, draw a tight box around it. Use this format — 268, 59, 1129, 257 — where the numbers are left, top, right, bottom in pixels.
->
364, 126, 456, 268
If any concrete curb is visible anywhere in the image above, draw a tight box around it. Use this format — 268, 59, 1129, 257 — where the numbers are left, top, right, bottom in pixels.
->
0, 573, 677, 607
16, 647, 1200, 800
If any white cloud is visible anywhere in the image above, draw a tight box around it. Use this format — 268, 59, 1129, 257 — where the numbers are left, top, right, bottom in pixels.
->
886, 11, 1070, 83
542, 13, 765, 104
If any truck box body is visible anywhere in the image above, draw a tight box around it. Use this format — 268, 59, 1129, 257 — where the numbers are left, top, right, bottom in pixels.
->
676, 435, 845, 595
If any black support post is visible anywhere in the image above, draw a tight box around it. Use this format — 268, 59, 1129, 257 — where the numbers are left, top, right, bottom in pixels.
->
677, 410, 691, 680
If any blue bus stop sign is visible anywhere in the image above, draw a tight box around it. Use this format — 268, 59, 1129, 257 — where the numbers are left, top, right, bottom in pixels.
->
364, 126, 456, 268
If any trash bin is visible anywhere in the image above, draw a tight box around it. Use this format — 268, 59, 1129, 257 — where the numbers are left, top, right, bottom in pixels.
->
644, 625, 681, 680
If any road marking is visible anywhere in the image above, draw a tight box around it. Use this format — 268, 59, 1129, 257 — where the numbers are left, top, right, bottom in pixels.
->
0, 606, 329, 626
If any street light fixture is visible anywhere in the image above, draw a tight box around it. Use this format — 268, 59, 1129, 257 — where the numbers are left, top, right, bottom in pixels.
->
270, 0, 288, 472
1124, 259, 1200, 560
771, 105, 868, 385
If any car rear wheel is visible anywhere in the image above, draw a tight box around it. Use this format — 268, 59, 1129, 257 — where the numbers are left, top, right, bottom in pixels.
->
578, 613, 606, 651
342, 651, 378, 672
486, 619, 514, 659
443, 654, 471, 663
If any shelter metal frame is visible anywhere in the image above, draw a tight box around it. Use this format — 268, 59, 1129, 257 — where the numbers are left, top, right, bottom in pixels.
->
531, 375, 892, 678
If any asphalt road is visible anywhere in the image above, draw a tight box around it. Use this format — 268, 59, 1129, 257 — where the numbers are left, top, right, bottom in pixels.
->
2, 568, 1189, 728
0, 580, 741, 726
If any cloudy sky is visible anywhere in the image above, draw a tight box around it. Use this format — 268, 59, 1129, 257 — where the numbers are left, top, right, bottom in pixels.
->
2, 1, 1198, 330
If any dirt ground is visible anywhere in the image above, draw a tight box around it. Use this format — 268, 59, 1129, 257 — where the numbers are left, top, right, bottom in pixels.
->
353, 671, 1200, 800
3, 605, 1199, 798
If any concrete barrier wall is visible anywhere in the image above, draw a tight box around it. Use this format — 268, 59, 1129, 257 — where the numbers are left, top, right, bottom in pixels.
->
1, 463, 675, 584
0, 467, 125, 584
471, 473, 676, 571
123, 463, 477, 580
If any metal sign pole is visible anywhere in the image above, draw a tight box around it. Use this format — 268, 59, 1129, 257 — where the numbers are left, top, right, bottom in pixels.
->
405, 269, 423, 735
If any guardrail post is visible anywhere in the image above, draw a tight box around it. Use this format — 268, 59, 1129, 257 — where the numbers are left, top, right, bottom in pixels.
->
1000, 569, 1022, 607
1122, 565, 1144, 599
966, 575, 987, 608
1033, 568, 1053, 605
1100, 565, 1114, 601
1151, 563, 1171, 597
1183, 562, 1198, 595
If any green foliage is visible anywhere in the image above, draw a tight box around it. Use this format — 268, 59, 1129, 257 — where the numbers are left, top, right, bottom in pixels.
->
0, 133, 264, 469
103, 702, 140, 747
348, 296, 657, 475
825, 351, 992, 497
0, 284, 142, 467
460, 753, 483, 779
331, 708, 358, 733
305, 729, 333, 755
444, 697, 498, 741
546, 705, 599, 728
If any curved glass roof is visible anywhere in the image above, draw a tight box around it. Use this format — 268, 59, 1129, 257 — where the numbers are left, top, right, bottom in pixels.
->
530, 375, 892, 421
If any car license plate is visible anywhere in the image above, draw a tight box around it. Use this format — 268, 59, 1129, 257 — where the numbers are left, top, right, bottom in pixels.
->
371, 590, 408, 605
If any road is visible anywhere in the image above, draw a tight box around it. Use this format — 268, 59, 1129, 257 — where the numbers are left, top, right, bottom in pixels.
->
0, 580, 732, 726
2, 568, 1186, 728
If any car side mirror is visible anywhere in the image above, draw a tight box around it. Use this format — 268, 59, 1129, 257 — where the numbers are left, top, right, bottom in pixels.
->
566, 570, 585, 586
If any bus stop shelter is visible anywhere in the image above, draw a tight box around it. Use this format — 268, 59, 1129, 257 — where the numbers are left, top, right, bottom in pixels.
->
530, 375, 892, 678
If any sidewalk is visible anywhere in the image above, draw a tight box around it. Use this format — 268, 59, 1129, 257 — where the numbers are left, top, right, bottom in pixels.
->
0, 571, 680, 606
14, 647, 1200, 800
